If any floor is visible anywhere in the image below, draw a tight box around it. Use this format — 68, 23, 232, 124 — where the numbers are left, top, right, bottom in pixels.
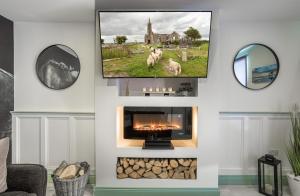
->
47, 185, 292, 196
220, 185, 291, 196
46, 184, 93, 196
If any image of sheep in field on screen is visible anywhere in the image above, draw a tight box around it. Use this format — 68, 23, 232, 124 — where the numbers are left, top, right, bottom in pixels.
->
99, 12, 211, 78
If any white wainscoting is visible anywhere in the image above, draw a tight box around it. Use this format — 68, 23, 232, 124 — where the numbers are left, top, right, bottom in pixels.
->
11, 112, 95, 174
219, 112, 291, 175
11, 111, 292, 177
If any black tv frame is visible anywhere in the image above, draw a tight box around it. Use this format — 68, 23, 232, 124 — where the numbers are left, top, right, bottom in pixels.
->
123, 106, 193, 140
98, 10, 212, 78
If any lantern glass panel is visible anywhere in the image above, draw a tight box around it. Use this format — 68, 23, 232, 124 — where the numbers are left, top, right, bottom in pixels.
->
261, 163, 275, 195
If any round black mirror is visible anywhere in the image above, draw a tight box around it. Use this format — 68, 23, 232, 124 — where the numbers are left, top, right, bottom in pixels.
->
36, 44, 80, 90
233, 43, 279, 90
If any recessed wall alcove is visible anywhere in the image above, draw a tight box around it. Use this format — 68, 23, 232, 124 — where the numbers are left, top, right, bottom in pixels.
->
111, 78, 199, 97
117, 157, 197, 180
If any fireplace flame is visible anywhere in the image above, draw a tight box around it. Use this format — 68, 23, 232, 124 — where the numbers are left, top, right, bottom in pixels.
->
134, 123, 181, 131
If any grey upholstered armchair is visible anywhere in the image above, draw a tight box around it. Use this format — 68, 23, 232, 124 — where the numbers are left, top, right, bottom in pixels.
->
0, 164, 47, 196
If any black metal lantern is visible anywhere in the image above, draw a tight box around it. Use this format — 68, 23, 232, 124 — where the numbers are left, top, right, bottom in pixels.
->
258, 154, 282, 196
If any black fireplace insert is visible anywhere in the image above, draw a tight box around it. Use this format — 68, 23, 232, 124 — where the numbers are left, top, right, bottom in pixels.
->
123, 107, 193, 149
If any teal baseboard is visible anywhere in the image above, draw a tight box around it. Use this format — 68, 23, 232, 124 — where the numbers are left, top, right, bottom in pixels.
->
219, 175, 258, 185
94, 187, 220, 196
219, 175, 288, 186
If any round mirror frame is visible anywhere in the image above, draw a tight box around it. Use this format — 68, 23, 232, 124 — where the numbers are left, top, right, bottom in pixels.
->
36, 44, 81, 90
233, 43, 280, 90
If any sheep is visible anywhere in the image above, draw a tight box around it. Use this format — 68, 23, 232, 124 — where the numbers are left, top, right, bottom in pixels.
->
146, 48, 161, 71
149, 46, 155, 53
147, 54, 155, 70
155, 49, 162, 59
168, 58, 182, 76
151, 52, 159, 63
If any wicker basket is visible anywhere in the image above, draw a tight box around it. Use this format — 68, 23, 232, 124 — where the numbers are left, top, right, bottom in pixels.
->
52, 164, 90, 196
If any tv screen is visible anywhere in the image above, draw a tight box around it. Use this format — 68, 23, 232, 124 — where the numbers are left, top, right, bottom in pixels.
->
99, 11, 212, 78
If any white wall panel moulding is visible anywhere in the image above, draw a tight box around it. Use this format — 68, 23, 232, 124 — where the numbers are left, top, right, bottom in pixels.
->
11, 112, 95, 172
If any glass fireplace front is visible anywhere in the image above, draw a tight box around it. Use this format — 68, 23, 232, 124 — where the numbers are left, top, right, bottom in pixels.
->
133, 113, 183, 132
124, 107, 192, 141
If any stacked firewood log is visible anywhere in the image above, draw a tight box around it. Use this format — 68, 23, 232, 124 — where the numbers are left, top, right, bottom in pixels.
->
116, 157, 197, 179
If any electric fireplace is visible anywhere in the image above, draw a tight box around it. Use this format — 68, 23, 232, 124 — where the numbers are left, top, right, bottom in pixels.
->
124, 107, 192, 149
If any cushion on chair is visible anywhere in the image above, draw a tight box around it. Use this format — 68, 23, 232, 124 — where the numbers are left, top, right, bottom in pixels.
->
0, 191, 36, 196
0, 137, 9, 193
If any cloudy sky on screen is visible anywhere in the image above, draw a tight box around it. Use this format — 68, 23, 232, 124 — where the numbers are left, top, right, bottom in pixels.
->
99, 12, 211, 43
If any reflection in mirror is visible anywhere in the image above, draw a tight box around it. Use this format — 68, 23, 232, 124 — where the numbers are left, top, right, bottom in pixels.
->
233, 44, 279, 90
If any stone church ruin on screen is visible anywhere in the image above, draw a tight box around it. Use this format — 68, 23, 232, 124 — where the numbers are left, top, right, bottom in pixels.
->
144, 18, 180, 45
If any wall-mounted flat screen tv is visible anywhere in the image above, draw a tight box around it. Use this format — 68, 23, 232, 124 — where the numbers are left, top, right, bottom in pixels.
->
99, 11, 212, 78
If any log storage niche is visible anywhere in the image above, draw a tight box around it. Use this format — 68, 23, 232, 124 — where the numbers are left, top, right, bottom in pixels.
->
116, 157, 197, 179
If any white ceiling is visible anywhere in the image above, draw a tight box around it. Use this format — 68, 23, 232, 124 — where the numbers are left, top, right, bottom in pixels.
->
0, 0, 95, 22
0, 0, 300, 22
96, 0, 300, 22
